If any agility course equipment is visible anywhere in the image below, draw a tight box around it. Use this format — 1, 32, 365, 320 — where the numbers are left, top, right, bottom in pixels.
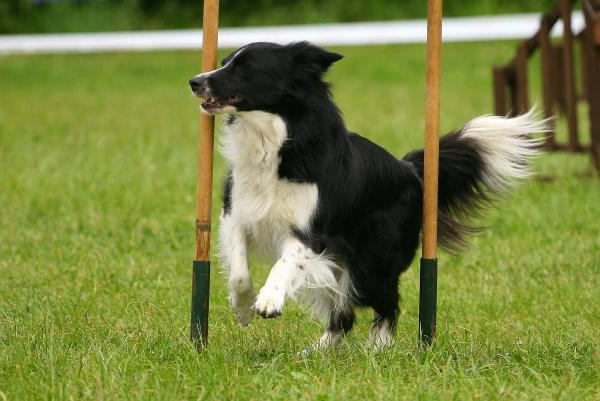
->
493, 0, 600, 172
190, 0, 219, 348
419, 0, 443, 347
190, 0, 443, 348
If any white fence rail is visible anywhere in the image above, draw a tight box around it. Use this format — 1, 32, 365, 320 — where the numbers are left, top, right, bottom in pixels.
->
0, 12, 584, 55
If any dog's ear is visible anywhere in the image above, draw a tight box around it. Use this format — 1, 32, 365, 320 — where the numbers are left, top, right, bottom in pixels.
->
289, 41, 343, 73
319, 50, 344, 70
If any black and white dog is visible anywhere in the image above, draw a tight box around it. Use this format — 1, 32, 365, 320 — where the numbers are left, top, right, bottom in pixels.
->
189, 42, 545, 349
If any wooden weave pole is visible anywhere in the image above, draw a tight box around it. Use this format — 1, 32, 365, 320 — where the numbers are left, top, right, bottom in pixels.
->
191, 0, 219, 348
419, 0, 443, 347
559, 0, 580, 151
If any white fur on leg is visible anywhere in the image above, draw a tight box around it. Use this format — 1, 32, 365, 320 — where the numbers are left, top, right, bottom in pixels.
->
219, 211, 254, 326
300, 330, 343, 355
229, 285, 255, 326
318, 330, 343, 348
309, 268, 356, 324
369, 318, 393, 350
253, 237, 340, 318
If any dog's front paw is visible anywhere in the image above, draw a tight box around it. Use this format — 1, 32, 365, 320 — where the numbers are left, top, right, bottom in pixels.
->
252, 287, 284, 318
230, 288, 255, 326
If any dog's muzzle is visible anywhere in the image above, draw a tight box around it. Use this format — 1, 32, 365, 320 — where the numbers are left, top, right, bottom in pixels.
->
189, 76, 210, 98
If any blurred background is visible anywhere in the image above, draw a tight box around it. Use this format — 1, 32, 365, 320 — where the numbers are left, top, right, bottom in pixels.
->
0, 0, 600, 401
1, 0, 559, 33
2, 1, 600, 400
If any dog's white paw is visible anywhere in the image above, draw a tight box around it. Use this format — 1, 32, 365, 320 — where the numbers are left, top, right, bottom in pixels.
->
253, 287, 284, 318
230, 288, 255, 326
318, 330, 343, 348
369, 318, 393, 351
370, 336, 393, 352
301, 330, 343, 355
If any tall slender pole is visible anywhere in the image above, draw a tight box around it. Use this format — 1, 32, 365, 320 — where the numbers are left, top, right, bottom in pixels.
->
191, 0, 219, 348
559, 0, 580, 151
419, 0, 443, 347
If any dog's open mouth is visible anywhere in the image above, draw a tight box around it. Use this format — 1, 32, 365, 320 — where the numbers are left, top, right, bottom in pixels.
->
201, 95, 242, 111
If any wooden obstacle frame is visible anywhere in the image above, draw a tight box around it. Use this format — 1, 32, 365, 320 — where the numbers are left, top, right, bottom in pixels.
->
493, 0, 600, 172
190, 0, 444, 348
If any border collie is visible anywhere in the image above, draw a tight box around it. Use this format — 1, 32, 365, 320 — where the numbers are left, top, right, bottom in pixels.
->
189, 42, 546, 349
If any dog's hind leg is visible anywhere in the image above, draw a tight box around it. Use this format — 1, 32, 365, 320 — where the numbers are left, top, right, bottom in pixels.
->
370, 313, 396, 350
316, 307, 355, 348
368, 277, 400, 350
219, 212, 255, 326
253, 237, 339, 318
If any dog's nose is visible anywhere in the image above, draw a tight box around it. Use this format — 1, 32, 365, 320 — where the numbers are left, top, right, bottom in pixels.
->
189, 76, 205, 91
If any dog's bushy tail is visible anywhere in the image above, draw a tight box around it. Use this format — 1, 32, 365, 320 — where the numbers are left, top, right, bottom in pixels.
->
404, 110, 549, 251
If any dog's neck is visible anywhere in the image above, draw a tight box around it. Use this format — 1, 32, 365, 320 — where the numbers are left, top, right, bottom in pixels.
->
220, 102, 349, 183
220, 111, 288, 173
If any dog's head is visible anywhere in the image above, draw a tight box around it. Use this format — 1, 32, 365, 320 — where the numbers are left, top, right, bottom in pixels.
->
189, 41, 343, 114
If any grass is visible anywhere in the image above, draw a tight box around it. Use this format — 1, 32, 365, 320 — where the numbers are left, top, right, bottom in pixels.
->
1, 42, 599, 400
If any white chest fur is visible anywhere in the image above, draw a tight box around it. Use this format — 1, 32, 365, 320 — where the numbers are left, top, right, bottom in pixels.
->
220, 111, 319, 255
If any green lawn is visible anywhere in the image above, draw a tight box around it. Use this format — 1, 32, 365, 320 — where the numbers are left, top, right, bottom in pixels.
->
1, 42, 599, 401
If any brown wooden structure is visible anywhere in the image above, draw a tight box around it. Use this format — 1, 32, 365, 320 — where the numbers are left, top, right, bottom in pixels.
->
493, 0, 600, 172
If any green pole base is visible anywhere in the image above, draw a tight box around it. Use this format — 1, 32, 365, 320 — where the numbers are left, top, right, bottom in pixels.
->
419, 257, 438, 347
191, 260, 210, 349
